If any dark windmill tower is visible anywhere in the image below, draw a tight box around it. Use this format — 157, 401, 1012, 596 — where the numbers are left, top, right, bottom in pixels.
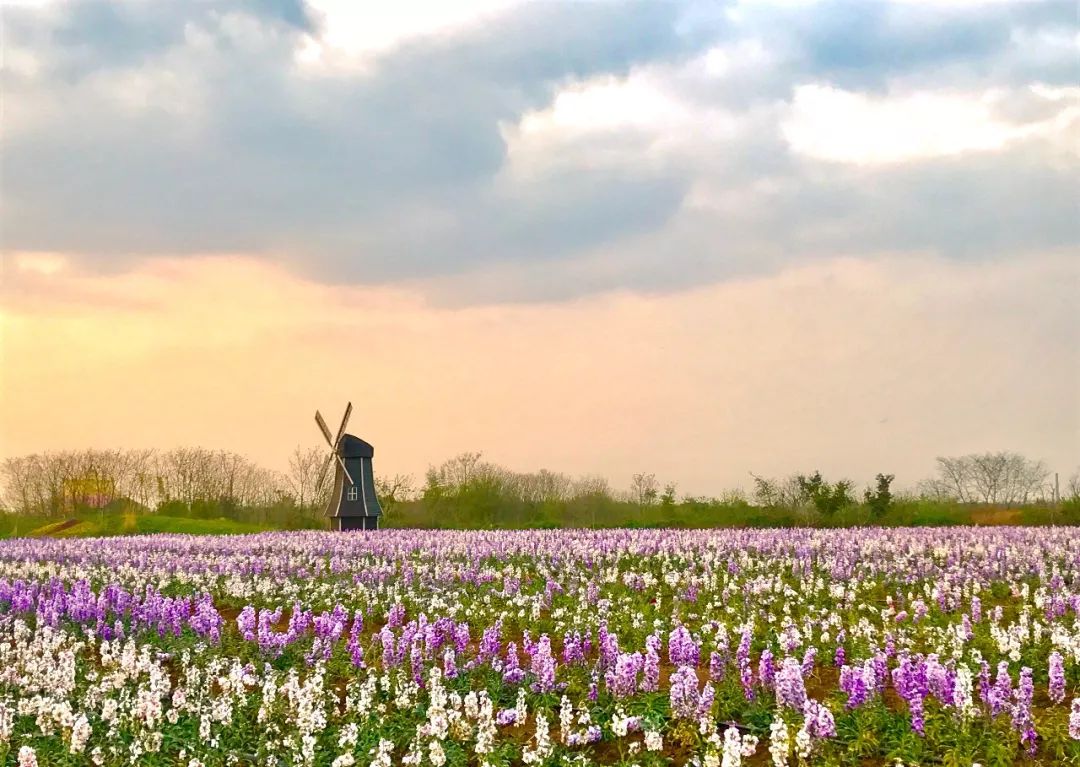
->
315, 403, 383, 531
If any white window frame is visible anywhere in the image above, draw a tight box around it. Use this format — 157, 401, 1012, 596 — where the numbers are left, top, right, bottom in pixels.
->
346, 485, 358, 501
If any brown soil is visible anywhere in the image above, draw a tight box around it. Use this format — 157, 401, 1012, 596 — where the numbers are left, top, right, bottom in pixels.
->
970, 508, 1023, 526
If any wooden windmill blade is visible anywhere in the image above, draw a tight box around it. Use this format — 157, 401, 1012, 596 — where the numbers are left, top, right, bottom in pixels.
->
334, 402, 353, 446
315, 410, 335, 448
335, 453, 354, 486
315, 452, 334, 494
314, 408, 354, 485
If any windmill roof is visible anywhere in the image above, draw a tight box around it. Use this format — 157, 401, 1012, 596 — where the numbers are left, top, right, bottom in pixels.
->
339, 433, 374, 458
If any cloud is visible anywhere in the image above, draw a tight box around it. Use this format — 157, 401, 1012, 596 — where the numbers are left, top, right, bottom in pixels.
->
734, 0, 1076, 91
782, 84, 1078, 164
1, 0, 1076, 304
4, 1, 712, 286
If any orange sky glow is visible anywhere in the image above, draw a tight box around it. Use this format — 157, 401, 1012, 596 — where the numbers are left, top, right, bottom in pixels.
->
2, 251, 1075, 495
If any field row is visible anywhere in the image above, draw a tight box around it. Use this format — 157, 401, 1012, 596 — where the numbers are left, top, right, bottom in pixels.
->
0, 528, 1078, 766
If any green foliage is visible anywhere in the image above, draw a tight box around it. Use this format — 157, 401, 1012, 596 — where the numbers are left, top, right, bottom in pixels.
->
796, 470, 855, 517
863, 473, 895, 518
2, 451, 1076, 535
2, 496, 1076, 538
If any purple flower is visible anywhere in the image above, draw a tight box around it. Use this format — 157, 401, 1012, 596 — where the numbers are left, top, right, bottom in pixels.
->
776, 656, 808, 710
924, 655, 954, 707
386, 602, 405, 629
1069, 698, 1080, 740
698, 682, 715, 719
1049, 651, 1065, 704
410, 642, 423, 685
599, 625, 619, 670
530, 634, 556, 693
606, 652, 641, 698
989, 661, 1011, 717
453, 622, 469, 653
669, 625, 700, 667
709, 650, 726, 681
670, 664, 701, 719
977, 660, 992, 709
642, 635, 661, 692
236, 605, 256, 642
380, 626, 396, 668
503, 642, 525, 685
802, 698, 836, 739
892, 655, 929, 735
1012, 666, 1037, 755
737, 627, 755, 701
479, 622, 502, 666
562, 631, 585, 666
759, 649, 775, 689
839, 663, 871, 709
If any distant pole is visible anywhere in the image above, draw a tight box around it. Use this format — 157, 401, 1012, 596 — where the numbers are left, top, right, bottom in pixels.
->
1054, 472, 1060, 504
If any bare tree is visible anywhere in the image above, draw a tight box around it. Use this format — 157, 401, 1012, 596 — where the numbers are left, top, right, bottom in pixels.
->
121, 449, 158, 509
931, 456, 974, 503
751, 472, 807, 512
425, 452, 495, 495
1, 456, 35, 515
572, 474, 611, 499
509, 469, 572, 504
630, 472, 659, 506
375, 473, 415, 517
1067, 469, 1080, 501
287, 446, 326, 510
922, 452, 1050, 504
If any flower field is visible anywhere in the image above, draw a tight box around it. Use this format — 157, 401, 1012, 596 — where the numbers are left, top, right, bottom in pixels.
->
1, 528, 1079, 767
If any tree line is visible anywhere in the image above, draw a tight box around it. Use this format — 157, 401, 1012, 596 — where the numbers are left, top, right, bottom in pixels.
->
0, 447, 321, 519
1, 447, 1076, 528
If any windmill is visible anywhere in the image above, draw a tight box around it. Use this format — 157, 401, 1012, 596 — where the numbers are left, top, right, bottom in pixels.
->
315, 402, 383, 531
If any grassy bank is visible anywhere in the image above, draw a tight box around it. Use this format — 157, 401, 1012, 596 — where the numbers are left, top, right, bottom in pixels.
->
0, 512, 274, 539
2, 496, 1077, 539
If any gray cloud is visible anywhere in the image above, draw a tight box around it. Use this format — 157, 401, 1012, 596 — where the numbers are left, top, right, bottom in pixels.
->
740, 0, 1076, 92
9, 0, 316, 79
2, 0, 1076, 302
5, 1, 706, 279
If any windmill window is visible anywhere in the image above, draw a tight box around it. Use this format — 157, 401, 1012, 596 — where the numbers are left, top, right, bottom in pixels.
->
346, 486, 358, 501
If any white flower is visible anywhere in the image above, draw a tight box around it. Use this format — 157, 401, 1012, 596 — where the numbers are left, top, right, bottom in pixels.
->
644, 730, 663, 752
768, 718, 790, 767
369, 739, 394, 767
338, 722, 359, 748
69, 713, 92, 754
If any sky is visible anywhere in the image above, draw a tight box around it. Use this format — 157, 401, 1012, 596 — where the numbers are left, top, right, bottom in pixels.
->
1, 0, 1077, 496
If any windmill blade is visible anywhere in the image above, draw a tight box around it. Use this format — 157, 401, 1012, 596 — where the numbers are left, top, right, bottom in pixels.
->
315, 410, 335, 449
336, 453, 355, 486
315, 453, 334, 494
334, 402, 353, 446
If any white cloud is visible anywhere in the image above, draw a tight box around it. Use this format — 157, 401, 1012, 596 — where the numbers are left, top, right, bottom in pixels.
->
500, 68, 743, 180
782, 84, 1078, 164
297, 0, 523, 69
519, 74, 689, 135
